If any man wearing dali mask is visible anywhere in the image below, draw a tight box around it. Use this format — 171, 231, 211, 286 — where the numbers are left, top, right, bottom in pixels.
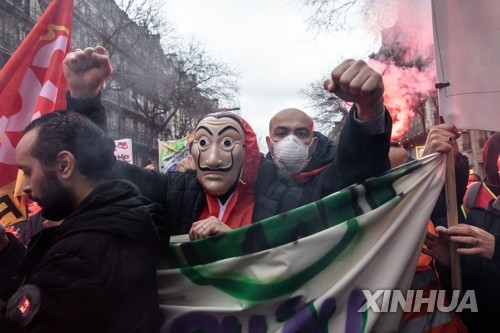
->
62, 47, 392, 240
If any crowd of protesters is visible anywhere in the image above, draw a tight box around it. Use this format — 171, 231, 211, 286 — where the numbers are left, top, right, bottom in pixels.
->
0, 46, 498, 333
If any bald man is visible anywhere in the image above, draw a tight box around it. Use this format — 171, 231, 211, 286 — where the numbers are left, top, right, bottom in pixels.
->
261, 97, 391, 207
388, 142, 410, 169
63, 48, 393, 231
266, 108, 320, 179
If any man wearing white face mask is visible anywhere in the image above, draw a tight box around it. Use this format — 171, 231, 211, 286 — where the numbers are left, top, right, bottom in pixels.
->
266, 109, 319, 179
62, 48, 392, 234
266, 109, 320, 180
262, 60, 392, 206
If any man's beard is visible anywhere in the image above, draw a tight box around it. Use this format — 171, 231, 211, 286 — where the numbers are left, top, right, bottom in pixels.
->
35, 171, 77, 221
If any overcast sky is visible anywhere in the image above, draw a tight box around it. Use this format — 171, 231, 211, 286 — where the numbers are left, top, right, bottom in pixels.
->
165, 0, 382, 147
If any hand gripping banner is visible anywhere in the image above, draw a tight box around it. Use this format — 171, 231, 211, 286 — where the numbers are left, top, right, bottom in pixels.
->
157, 153, 446, 333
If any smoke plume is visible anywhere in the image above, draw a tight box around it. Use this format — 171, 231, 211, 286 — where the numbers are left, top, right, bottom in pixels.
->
366, 0, 437, 139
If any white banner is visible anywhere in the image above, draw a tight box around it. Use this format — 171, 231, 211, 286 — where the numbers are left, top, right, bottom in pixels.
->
114, 138, 133, 164
432, 0, 500, 132
157, 154, 446, 332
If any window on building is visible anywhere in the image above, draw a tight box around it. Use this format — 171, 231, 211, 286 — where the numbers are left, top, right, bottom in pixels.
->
138, 122, 146, 143
18, 27, 26, 42
22, 0, 30, 15
108, 110, 119, 132
478, 131, 490, 149
0, 17, 6, 42
99, 18, 107, 32
462, 132, 472, 151
125, 117, 134, 133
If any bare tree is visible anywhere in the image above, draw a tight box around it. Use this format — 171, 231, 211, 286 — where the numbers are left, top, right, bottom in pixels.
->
128, 38, 239, 149
75, 0, 240, 162
298, 0, 396, 34
96, 0, 173, 91
300, 0, 359, 31
172, 39, 240, 107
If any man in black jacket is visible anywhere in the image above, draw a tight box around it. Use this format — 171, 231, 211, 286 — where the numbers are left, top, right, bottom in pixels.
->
63, 47, 392, 238
0, 111, 166, 332
264, 104, 390, 206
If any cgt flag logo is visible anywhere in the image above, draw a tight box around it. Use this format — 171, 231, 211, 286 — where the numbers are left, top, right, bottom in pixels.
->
358, 289, 478, 313
0, 0, 74, 225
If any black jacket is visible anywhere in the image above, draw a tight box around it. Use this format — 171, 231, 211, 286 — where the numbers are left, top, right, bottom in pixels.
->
68, 94, 391, 235
112, 165, 207, 236
458, 204, 500, 333
436, 202, 500, 333
0, 180, 166, 333
302, 111, 391, 205
261, 110, 392, 206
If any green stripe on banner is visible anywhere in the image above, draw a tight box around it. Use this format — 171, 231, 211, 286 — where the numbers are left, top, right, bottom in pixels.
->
367, 161, 420, 207
166, 189, 357, 268
166, 158, 424, 269
309, 303, 318, 321
159, 154, 447, 332
179, 219, 359, 302
361, 308, 368, 333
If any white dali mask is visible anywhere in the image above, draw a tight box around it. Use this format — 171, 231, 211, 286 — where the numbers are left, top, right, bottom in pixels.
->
271, 134, 314, 177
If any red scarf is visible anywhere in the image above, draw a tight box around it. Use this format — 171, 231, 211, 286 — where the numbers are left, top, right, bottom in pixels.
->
294, 163, 331, 183
200, 188, 255, 229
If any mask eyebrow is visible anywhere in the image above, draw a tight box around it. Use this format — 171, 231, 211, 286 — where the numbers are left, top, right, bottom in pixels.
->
218, 125, 240, 136
195, 126, 213, 135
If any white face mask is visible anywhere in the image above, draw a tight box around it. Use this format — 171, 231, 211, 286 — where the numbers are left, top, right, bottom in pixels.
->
271, 134, 314, 177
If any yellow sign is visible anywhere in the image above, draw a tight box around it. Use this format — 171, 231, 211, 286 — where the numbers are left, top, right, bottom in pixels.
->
0, 183, 27, 226
415, 145, 425, 159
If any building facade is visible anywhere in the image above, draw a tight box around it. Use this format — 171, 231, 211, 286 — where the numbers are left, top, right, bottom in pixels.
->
1, 0, 216, 167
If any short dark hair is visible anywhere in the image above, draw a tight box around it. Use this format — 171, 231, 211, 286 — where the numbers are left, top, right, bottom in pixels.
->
24, 111, 116, 181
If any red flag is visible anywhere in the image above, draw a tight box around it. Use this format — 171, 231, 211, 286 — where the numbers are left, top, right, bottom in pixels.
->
0, 0, 74, 225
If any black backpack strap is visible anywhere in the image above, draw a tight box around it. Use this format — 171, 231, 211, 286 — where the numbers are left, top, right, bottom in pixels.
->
465, 182, 483, 212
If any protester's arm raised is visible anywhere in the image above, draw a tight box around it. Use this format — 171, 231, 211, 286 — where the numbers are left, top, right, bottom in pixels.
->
63, 46, 112, 132
324, 60, 391, 189
324, 59, 384, 121
63, 46, 112, 99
